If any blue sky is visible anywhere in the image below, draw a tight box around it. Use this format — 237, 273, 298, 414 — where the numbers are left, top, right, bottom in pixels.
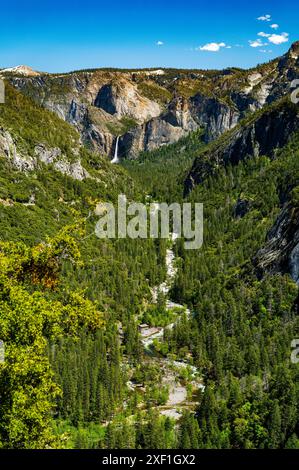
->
0, 0, 298, 72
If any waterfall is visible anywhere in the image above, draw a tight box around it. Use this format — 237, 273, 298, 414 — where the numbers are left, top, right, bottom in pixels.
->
111, 136, 120, 164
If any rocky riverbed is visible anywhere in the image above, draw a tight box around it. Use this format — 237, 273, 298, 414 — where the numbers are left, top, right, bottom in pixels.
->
139, 234, 204, 419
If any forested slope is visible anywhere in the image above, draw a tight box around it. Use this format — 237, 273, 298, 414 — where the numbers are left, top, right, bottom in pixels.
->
1, 55, 299, 449
127, 100, 299, 448
0, 84, 169, 448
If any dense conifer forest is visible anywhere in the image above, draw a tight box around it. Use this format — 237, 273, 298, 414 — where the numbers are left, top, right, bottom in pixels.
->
0, 81, 299, 450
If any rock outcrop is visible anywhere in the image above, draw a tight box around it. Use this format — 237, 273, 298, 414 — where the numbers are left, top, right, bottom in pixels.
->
0, 128, 35, 171
34, 144, 89, 180
255, 204, 299, 284
0, 128, 89, 180
184, 101, 299, 194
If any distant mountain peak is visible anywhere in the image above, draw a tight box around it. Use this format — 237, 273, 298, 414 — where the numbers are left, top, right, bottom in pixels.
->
0, 65, 41, 76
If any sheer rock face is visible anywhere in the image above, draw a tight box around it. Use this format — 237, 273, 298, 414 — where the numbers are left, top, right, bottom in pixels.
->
5, 42, 299, 160
119, 118, 187, 159
255, 204, 299, 284
184, 102, 299, 194
190, 95, 240, 141
120, 97, 198, 158
94, 80, 161, 122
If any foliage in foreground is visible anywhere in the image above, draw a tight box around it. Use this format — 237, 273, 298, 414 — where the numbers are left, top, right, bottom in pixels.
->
0, 224, 104, 448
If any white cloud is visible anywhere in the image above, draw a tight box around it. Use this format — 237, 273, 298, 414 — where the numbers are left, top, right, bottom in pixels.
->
225, 45, 232, 49
198, 42, 226, 52
270, 24, 279, 29
268, 32, 289, 45
156, 41, 164, 46
258, 32, 270, 38
257, 14, 271, 22
260, 49, 273, 53
249, 38, 267, 48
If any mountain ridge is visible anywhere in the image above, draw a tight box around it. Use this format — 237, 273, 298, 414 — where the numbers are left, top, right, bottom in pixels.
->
3, 41, 298, 160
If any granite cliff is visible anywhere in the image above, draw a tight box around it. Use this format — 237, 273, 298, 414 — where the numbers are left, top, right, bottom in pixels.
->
2, 41, 298, 160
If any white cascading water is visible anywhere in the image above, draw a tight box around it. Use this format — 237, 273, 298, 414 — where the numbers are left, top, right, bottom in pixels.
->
111, 136, 120, 164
